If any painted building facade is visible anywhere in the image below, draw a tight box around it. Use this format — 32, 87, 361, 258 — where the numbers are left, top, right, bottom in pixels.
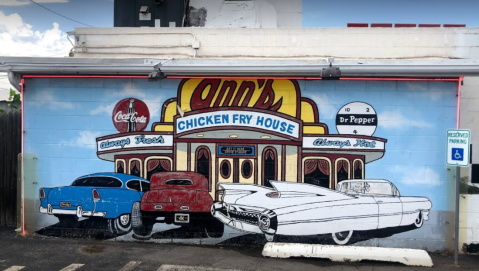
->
17, 75, 457, 250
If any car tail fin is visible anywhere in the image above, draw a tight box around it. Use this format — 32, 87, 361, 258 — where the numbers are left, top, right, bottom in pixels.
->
39, 188, 45, 199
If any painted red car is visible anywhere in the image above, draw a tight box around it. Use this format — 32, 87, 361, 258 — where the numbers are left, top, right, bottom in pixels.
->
132, 171, 224, 238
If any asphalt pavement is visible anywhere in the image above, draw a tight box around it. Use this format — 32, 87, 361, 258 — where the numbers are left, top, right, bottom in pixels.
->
1, 227, 478, 271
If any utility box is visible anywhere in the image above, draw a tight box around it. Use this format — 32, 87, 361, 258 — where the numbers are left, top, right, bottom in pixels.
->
114, 0, 187, 27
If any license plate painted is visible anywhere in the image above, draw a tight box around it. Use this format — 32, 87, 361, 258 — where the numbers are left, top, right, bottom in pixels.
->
175, 213, 189, 223
60, 202, 71, 207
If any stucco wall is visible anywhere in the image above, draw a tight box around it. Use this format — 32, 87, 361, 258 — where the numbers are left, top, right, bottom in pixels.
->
73, 27, 479, 59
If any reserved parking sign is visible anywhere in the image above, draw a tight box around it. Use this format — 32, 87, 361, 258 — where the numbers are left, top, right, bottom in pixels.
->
447, 129, 471, 167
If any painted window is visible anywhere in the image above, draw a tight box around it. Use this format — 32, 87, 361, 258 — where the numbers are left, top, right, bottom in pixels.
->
146, 159, 171, 180
242, 160, 253, 179
220, 160, 231, 179
141, 181, 150, 192
262, 147, 277, 188
71, 177, 122, 188
336, 159, 350, 184
165, 179, 193, 185
117, 160, 125, 174
353, 159, 364, 179
304, 159, 331, 188
196, 147, 212, 191
129, 159, 142, 177
126, 180, 141, 191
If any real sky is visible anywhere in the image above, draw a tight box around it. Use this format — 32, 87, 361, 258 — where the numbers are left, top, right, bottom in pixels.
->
1, 0, 478, 97
303, 0, 479, 27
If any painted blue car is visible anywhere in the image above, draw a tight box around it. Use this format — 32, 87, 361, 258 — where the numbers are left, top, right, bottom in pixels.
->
39, 172, 150, 234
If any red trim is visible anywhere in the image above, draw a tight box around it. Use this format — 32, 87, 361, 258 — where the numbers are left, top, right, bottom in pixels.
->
168, 76, 461, 82
394, 23, 416, 27
22, 75, 148, 78
173, 143, 177, 171
254, 158, 258, 185
97, 146, 173, 155
187, 143, 191, 171
443, 24, 466, 28
195, 146, 212, 192
457, 77, 463, 129
371, 23, 392, 28
176, 138, 302, 146
347, 23, 368, 27
297, 146, 302, 183
262, 147, 278, 186
281, 145, 286, 181
290, 80, 302, 118
21, 78, 25, 236
170, 76, 317, 80
341, 78, 460, 81
301, 97, 319, 122
418, 24, 441, 27
159, 98, 177, 124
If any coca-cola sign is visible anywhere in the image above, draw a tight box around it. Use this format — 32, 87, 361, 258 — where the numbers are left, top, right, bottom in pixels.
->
112, 98, 150, 133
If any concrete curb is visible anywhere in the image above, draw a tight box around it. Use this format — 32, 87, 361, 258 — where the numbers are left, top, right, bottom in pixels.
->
262, 242, 434, 267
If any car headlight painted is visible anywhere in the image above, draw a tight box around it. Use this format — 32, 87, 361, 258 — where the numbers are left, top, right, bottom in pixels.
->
259, 215, 271, 231
258, 210, 278, 234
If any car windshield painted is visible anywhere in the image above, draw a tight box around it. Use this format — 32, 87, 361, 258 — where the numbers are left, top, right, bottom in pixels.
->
71, 177, 122, 188
165, 179, 193, 185
337, 181, 394, 196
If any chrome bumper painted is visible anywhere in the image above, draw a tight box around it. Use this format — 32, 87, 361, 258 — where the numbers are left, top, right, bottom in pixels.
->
39, 204, 106, 218
212, 202, 263, 234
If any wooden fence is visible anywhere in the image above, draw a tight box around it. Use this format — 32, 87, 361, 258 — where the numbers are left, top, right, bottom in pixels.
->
0, 111, 21, 227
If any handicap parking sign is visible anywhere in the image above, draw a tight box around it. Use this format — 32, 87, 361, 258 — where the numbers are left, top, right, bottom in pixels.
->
451, 148, 464, 161
447, 129, 470, 167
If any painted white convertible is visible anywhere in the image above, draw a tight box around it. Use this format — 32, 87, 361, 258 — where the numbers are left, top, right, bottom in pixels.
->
212, 179, 432, 245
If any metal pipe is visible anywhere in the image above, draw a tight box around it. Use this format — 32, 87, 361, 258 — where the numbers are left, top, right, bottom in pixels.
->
20, 78, 25, 236
8, 71, 21, 91
454, 77, 463, 265
3, 61, 479, 77
455, 166, 460, 265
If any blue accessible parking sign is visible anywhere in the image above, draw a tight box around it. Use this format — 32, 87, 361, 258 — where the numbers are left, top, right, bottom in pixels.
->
447, 129, 470, 167
451, 148, 464, 161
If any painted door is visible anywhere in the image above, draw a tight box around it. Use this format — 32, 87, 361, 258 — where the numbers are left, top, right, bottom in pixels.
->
374, 196, 403, 229
218, 158, 255, 184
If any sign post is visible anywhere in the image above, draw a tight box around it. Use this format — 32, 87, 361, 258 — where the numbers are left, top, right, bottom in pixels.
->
447, 129, 471, 265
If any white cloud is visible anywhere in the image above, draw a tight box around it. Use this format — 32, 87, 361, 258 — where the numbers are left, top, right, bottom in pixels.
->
90, 86, 163, 119
90, 102, 115, 116
309, 94, 337, 120
398, 167, 441, 186
30, 90, 75, 109
63, 131, 101, 149
0, 12, 71, 57
378, 110, 432, 129
0, 11, 72, 96
0, 0, 68, 6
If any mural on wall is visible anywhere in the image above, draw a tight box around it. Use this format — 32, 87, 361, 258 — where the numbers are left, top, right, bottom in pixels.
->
213, 180, 431, 245
39, 173, 150, 235
32, 78, 454, 248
